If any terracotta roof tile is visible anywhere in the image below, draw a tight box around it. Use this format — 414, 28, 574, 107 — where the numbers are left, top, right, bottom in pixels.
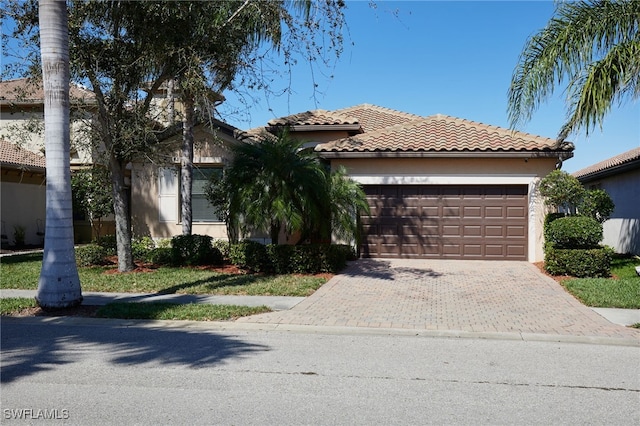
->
0, 78, 95, 105
572, 147, 640, 179
0, 139, 46, 170
267, 109, 358, 127
316, 114, 568, 153
333, 103, 421, 132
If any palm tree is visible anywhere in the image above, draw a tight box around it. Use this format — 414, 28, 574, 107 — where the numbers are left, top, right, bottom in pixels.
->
221, 130, 369, 246
35, 0, 82, 309
226, 130, 326, 244
508, 0, 639, 142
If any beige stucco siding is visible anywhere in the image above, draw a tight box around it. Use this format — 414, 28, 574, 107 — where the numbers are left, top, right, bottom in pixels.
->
130, 128, 233, 240
1, 175, 46, 246
331, 157, 559, 262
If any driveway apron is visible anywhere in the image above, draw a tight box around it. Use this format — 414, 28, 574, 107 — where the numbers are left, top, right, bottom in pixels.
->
238, 259, 640, 340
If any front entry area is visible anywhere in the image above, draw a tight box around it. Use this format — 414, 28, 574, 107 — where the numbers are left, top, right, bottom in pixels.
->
361, 185, 528, 260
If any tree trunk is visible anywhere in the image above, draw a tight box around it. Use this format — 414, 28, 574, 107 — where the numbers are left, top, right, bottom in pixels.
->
181, 95, 195, 235
110, 155, 134, 272
36, 0, 83, 309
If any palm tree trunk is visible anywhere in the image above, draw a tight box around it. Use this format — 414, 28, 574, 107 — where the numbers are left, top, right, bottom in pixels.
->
36, 0, 82, 309
181, 95, 195, 235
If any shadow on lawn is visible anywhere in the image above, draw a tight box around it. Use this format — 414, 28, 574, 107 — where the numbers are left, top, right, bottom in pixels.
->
0, 317, 269, 384
155, 273, 267, 295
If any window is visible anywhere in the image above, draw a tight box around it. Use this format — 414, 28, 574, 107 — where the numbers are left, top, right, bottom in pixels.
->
192, 166, 223, 222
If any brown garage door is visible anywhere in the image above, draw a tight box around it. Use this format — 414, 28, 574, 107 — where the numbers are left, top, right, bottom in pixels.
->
361, 185, 528, 260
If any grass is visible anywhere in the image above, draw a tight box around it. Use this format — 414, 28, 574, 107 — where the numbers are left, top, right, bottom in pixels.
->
0, 253, 327, 297
95, 302, 271, 321
561, 255, 640, 309
0, 297, 37, 315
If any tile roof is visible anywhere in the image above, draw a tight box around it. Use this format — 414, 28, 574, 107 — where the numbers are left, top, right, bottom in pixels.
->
267, 109, 359, 127
572, 147, 640, 180
332, 104, 421, 132
0, 139, 46, 170
0, 78, 95, 105
316, 113, 569, 154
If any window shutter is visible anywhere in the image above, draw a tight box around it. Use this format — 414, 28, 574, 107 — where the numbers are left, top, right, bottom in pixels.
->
158, 167, 178, 222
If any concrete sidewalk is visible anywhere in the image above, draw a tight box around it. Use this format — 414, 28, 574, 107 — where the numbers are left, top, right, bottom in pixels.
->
0, 289, 304, 311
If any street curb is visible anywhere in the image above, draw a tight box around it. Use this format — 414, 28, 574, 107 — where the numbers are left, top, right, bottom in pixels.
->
2, 316, 638, 347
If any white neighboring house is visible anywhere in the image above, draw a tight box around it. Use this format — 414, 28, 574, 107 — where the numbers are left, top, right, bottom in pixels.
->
573, 147, 640, 255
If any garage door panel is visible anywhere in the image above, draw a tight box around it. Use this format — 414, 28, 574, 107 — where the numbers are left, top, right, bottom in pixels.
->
361, 185, 528, 260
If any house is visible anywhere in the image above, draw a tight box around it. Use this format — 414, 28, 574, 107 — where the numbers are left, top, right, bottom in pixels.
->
132, 103, 574, 262
0, 139, 46, 247
573, 147, 640, 255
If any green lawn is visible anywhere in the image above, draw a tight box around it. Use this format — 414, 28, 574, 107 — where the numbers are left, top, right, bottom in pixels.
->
561, 255, 640, 309
0, 252, 327, 297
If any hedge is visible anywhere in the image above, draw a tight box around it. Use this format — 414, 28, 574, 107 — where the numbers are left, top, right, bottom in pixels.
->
544, 246, 613, 278
230, 241, 354, 274
171, 234, 222, 266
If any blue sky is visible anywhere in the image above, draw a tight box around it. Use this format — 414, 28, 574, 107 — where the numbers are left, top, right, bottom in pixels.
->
220, 0, 639, 174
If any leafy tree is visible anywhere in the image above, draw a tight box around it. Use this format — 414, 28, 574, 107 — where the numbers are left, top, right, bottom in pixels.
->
71, 167, 114, 240
508, 0, 640, 141
538, 170, 585, 214
35, 0, 82, 309
578, 188, 615, 223
7, 0, 347, 270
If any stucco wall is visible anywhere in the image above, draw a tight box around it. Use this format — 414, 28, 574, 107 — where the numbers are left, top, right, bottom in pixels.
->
584, 168, 640, 255
330, 156, 560, 262
130, 129, 232, 240
1, 176, 46, 247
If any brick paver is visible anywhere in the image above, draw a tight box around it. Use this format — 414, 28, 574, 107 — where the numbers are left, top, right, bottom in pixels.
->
238, 259, 640, 340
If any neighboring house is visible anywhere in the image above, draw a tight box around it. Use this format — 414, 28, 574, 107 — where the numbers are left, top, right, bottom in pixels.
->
0, 139, 46, 247
0, 78, 106, 243
134, 103, 574, 262
573, 147, 640, 255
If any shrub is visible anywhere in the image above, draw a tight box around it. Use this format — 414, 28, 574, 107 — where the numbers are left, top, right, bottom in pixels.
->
171, 234, 222, 266
266, 244, 296, 274
94, 234, 117, 256
538, 170, 585, 213
546, 216, 602, 249
76, 244, 108, 267
212, 239, 231, 260
132, 236, 155, 262
147, 247, 174, 266
266, 244, 353, 274
544, 246, 613, 277
578, 189, 615, 223
229, 240, 271, 273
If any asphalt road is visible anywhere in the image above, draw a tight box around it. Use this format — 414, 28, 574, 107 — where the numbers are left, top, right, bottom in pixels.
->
1, 317, 639, 425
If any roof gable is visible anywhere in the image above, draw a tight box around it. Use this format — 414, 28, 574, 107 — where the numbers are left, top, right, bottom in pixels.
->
573, 147, 640, 181
316, 113, 570, 155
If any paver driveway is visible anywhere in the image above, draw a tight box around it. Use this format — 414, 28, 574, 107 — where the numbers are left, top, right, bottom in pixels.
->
239, 259, 640, 341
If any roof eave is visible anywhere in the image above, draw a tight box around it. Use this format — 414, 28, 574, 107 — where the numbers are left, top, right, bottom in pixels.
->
575, 159, 640, 183
267, 124, 361, 133
318, 150, 574, 160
